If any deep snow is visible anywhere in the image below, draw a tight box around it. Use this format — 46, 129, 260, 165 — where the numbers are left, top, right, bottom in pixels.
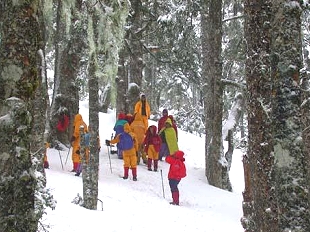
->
42, 101, 244, 232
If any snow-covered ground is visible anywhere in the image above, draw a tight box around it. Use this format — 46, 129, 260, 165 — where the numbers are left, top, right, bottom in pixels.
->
42, 101, 244, 232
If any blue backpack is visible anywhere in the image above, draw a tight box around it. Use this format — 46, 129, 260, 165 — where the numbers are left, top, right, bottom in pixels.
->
118, 132, 134, 150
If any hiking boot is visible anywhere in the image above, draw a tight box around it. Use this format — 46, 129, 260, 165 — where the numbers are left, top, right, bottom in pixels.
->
122, 176, 128, 180
169, 202, 179, 205
148, 168, 152, 171
154, 169, 158, 172
75, 172, 81, 176
133, 177, 137, 181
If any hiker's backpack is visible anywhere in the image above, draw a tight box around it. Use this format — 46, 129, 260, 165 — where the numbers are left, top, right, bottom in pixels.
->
173, 159, 186, 179
118, 132, 134, 150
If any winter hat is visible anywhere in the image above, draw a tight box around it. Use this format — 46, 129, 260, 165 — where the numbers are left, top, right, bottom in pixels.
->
174, 150, 185, 161
165, 118, 172, 126
162, 109, 168, 115
118, 112, 126, 120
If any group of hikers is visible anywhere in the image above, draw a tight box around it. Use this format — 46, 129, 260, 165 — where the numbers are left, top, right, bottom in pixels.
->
47, 93, 186, 205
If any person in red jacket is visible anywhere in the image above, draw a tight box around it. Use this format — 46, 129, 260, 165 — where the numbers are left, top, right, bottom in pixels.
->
165, 150, 186, 205
143, 125, 162, 171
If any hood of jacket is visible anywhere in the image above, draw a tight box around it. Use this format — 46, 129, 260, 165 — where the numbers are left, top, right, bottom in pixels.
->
123, 123, 131, 133
149, 125, 157, 134
165, 118, 172, 126
174, 150, 185, 161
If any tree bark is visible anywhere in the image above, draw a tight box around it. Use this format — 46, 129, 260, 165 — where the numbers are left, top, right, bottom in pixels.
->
202, 0, 231, 191
271, 1, 309, 230
0, 1, 42, 231
49, 0, 85, 147
243, 1, 277, 231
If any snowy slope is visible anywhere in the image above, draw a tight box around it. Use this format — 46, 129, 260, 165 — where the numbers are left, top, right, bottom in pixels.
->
43, 102, 244, 232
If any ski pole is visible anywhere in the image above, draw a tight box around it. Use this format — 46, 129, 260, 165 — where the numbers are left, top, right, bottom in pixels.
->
65, 146, 71, 165
160, 169, 165, 198
107, 144, 112, 173
58, 150, 64, 170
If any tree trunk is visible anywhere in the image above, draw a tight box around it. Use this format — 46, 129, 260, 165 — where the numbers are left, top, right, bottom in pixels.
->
128, 0, 143, 88
83, 52, 100, 209
201, 0, 231, 191
81, 9, 100, 210
0, 1, 42, 231
49, 0, 85, 147
116, 47, 129, 117
243, 1, 277, 231
271, 1, 309, 230
301, 14, 310, 223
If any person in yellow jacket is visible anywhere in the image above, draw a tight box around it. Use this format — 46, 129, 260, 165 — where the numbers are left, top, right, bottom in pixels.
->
134, 93, 151, 129
70, 113, 87, 172
130, 112, 147, 164
106, 123, 139, 181
75, 125, 101, 176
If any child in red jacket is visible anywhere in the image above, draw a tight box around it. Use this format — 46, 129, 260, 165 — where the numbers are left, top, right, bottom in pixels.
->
165, 150, 186, 205
143, 125, 162, 171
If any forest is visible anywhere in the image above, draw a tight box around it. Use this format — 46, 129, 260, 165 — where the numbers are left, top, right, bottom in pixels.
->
0, 0, 310, 231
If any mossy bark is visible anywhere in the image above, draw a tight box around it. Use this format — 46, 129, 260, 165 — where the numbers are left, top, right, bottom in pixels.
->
0, 1, 42, 231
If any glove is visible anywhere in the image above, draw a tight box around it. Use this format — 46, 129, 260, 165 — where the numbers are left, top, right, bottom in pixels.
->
105, 140, 110, 146
70, 136, 76, 143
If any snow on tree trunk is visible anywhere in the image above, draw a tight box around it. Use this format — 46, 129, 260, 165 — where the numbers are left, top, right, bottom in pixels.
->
243, 1, 278, 231
84, 52, 100, 209
201, 0, 231, 191
222, 93, 244, 171
243, 1, 309, 231
99, 85, 111, 113
271, 1, 309, 231
0, 1, 42, 231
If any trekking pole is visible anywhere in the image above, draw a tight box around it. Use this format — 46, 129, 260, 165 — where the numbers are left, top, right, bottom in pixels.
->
160, 169, 165, 198
107, 144, 112, 173
65, 146, 71, 165
58, 150, 64, 170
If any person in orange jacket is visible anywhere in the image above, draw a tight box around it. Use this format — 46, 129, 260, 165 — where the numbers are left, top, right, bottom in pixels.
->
70, 113, 87, 172
75, 125, 101, 176
130, 112, 147, 164
106, 123, 139, 181
134, 93, 151, 129
43, 142, 50, 169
